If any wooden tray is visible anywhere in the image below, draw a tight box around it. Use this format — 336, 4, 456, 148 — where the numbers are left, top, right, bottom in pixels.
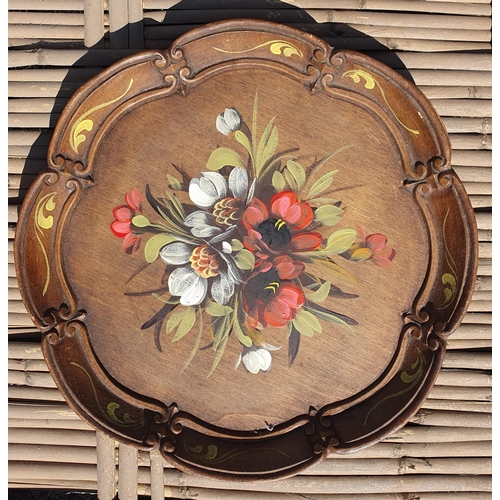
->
15, 20, 478, 480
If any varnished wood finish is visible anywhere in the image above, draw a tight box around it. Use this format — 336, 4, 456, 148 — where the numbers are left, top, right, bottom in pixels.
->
14, 19, 478, 480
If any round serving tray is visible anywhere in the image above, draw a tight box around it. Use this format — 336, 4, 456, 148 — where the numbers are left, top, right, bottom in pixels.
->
15, 20, 478, 480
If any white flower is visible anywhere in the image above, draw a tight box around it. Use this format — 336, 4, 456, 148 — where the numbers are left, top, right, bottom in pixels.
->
160, 241, 240, 306
236, 343, 281, 374
183, 210, 222, 238
216, 108, 241, 135
167, 264, 208, 306
188, 167, 255, 211
189, 172, 227, 209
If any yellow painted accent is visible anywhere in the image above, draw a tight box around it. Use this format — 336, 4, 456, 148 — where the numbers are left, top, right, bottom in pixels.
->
36, 193, 56, 230
34, 192, 57, 296
107, 402, 140, 425
274, 219, 286, 230
342, 69, 420, 135
364, 349, 425, 426
69, 78, 134, 153
438, 208, 459, 310
70, 362, 140, 426
213, 39, 303, 58
264, 281, 280, 293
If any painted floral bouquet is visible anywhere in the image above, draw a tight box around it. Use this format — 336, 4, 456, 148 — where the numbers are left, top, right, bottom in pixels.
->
111, 93, 395, 375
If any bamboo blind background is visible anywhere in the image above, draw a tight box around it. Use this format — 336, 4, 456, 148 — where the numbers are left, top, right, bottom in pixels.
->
8, 0, 492, 498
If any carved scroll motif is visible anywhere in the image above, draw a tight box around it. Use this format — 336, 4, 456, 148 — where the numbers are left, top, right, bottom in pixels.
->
153, 50, 189, 95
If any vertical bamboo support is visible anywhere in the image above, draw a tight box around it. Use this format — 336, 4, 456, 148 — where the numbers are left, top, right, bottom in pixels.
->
118, 443, 138, 500
84, 0, 105, 48
149, 449, 166, 500
96, 432, 117, 500
128, 0, 144, 49
109, 0, 129, 48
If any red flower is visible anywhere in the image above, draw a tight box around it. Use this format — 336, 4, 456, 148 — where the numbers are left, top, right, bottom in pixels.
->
243, 267, 305, 329
111, 188, 143, 254
345, 225, 395, 267
241, 192, 322, 269
269, 191, 313, 230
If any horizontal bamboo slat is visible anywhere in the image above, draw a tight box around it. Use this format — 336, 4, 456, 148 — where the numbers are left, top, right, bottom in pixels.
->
9, 428, 97, 447
446, 339, 492, 349
409, 409, 491, 428
9, 444, 98, 464
9, 480, 98, 491
428, 385, 491, 402
9, 0, 84, 10
7, 462, 492, 495
9, 461, 98, 482
421, 399, 491, 413
148, 490, 494, 500
9, 12, 86, 25
154, 469, 492, 494
8, 385, 66, 402
9, 418, 93, 430
8, 25, 85, 40
441, 352, 491, 370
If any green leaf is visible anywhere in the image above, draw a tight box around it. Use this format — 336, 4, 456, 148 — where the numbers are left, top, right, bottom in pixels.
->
205, 301, 233, 317
326, 228, 357, 254
293, 309, 322, 337
165, 191, 185, 221
272, 171, 286, 192
211, 313, 232, 351
314, 205, 343, 226
307, 170, 339, 199
131, 215, 151, 228
171, 306, 196, 342
252, 90, 258, 152
256, 117, 276, 171
261, 125, 279, 168
167, 174, 182, 190
235, 130, 252, 156
283, 168, 297, 191
312, 146, 353, 175
305, 305, 354, 334
306, 281, 331, 303
166, 308, 185, 334
233, 248, 255, 270
230, 239, 244, 252
311, 258, 357, 287
308, 197, 341, 206
144, 233, 177, 263
206, 147, 245, 171
207, 336, 228, 377
233, 317, 252, 348
286, 160, 306, 191
181, 308, 204, 372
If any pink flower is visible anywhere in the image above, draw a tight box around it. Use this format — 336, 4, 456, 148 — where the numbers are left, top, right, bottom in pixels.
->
345, 225, 395, 267
111, 188, 143, 254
